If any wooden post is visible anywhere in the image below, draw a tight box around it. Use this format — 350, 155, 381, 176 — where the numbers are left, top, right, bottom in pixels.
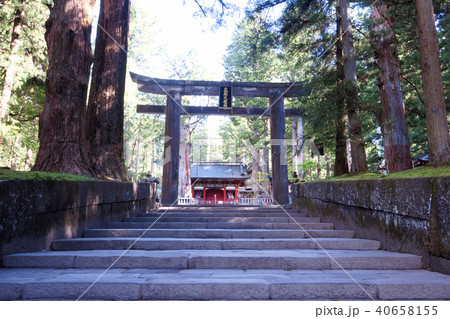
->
161, 91, 181, 205
269, 90, 290, 205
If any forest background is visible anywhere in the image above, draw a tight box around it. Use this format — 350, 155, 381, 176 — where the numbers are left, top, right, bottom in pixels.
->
0, 0, 448, 195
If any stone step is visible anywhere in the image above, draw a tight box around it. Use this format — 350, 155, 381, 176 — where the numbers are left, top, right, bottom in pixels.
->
137, 213, 308, 219
84, 229, 355, 239
159, 206, 295, 212
51, 237, 381, 251
3, 249, 422, 270
124, 216, 320, 223
2, 268, 449, 300
108, 222, 334, 230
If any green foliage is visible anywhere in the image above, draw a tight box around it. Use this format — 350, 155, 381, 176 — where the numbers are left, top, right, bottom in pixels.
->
2, 0, 448, 183
245, 171, 270, 192
0, 0, 49, 170
300, 160, 317, 180
125, 1, 210, 182
220, 13, 280, 166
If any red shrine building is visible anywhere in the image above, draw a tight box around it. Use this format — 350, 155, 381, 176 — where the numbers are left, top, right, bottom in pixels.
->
190, 163, 250, 205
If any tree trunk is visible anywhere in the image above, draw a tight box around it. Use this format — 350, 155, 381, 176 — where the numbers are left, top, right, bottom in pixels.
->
86, 0, 129, 180
179, 116, 192, 198
24, 147, 33, 171
124, 121, 129, 164
296, 116, 305, 178
317, 155, 321, 179
10, 134, 21, 170
151, 142, 155, 175
261, 147, 270, 195
340, 0, 367, 172
347, 136, 353, 171
326, 155, 331, 178
415, 0, 450, 164
1, 0, 26, 120
334, 3, 349, 176
292, 116, 305, 178
250, 125, 261, 193
135, 140, 140, 179
292, 117, 297, 173
127, 140, 137, 173
251, 149, 261, 193
371, 5, 413, 173
33, 0, 96, 176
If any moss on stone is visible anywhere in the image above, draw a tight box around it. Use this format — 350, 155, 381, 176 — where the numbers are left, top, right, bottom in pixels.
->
324, 172, 380, 181
385, 166, 450, 179
319, 165, 449, 182
0, 169, 97, 181
428, 178, 446, 257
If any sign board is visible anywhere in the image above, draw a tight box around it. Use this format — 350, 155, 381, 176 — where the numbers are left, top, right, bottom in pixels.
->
219, 86, 233, 112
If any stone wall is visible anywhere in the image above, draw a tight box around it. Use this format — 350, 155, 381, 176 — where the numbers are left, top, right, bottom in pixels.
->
292, 177, 450, 274
0, 180, 157, 257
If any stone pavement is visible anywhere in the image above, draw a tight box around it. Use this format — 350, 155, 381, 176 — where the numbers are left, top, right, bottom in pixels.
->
1, 206, 449, 300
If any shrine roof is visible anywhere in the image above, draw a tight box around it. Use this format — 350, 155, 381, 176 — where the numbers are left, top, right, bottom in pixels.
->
190, 163, 249, 180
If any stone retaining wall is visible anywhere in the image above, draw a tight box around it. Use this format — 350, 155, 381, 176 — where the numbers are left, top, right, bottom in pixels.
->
0, 180, 157, 257
292, 177, 450, 274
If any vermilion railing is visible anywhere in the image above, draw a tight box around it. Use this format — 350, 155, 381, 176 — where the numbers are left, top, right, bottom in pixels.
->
177, 198, 273, 206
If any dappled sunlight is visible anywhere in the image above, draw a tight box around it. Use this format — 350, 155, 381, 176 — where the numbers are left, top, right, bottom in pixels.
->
227, 217, 249, 223
64, 224, 74, 238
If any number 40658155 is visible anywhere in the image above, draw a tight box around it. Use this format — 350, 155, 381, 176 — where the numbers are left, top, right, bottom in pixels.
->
375, 305, 438, 316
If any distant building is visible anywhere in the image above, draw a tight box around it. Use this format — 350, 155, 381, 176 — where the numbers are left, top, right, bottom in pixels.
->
413, 153, 429, 167
378, 153, 429, 172
190, 163, 250, 204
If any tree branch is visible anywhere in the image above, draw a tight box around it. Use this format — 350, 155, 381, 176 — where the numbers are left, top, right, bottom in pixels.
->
400, 74, 426, 109
194, 0, 207, 16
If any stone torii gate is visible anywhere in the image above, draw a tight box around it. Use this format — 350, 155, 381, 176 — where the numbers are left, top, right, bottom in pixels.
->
130, 72, 304, 205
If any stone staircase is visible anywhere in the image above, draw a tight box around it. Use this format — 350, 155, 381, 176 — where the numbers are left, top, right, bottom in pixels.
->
1, 206, 450, 300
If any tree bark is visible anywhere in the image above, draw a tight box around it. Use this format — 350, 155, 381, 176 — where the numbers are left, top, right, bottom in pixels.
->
251, 148, 261, 193
340, 0, 367, 172
179, 116, 192, 198
24, 147, 33, 171
261, 146, 270, 195
415, 0, 450, 164
292, 117, 297, 172
334, 3, 349, 176
86, 0, 130, 180
326, 155, 331, 178
292, 116, 305, 178
317, 155, 321, 179
33, 0, 96, 176
134, 139, 140, 179
296, 116, 305, 178
371, 4, 413, 173
1, 0, 26, 120
250, 124, 261, 193
10, 134, 21, 170
127, 139, 137, 174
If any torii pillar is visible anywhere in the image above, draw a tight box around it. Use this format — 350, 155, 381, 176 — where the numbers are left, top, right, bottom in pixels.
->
161, 91, 181, 205
269, 90, 290, 205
